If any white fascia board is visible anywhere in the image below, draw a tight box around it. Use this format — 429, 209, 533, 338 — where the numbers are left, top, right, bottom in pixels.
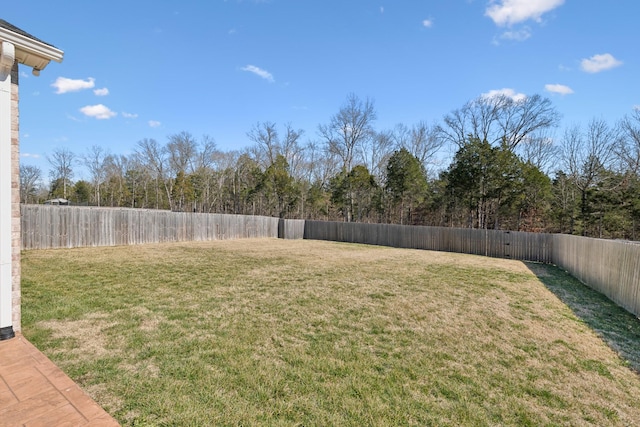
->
0, 28, 64, 71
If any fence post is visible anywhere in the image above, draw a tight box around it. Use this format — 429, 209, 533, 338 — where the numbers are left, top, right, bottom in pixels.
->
504, 231, 511, 259
278, 218, 284, 239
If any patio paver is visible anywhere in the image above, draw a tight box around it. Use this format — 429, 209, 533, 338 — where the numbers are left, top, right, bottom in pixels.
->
0, 333, 119, 426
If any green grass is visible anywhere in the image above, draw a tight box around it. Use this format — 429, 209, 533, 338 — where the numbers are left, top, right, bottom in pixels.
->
526, 262, 640, 373
21, 239, 640, 426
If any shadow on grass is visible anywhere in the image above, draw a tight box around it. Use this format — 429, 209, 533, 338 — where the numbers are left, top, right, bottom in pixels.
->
525, 261, 640, 374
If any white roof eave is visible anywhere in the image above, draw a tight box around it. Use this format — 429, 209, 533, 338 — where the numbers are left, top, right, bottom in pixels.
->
0, 27, 63, 72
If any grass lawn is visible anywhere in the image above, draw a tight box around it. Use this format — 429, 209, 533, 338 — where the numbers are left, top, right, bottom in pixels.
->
21, 239, 640, 426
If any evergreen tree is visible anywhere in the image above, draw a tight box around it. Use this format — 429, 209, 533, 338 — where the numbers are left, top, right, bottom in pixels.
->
385, 148, 428, 224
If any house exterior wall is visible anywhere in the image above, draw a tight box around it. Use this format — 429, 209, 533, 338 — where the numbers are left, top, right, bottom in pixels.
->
10, 62, 20, 332
1, 21, 62, 338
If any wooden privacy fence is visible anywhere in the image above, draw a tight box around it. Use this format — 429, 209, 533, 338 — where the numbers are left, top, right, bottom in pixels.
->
21, 205, 279, 249
552, 234, 640, 318
279, 219, 305, 240
20, 205, 640, 318
303, 221, 554, 263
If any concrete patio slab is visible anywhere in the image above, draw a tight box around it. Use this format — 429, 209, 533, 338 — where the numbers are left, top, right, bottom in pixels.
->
0, 334, 119, 426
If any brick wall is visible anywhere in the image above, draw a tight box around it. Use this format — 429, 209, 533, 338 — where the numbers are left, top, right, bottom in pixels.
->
10, 62, 20, 332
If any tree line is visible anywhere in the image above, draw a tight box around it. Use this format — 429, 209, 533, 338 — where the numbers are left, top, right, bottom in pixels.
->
20, 93, 640, 240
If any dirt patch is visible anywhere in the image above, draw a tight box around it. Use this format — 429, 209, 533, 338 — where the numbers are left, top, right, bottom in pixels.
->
38, 313, 117, 360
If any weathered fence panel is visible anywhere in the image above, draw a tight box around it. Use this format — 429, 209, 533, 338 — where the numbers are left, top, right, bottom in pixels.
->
278, 219, 305, 240
303, 221, 554, 263
552, 234, 640, 317
21, 205, 279, 249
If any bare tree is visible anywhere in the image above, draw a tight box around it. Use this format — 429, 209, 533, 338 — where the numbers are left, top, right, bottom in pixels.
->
135, 138, 171, 209
247, 122, 305, 176
47, 147, 76, 199
188, 134, 218, 212
280, 123, 305, 179
210, 150, 240, 212
102, 154, 131, 207
499, 94, 560, 150
617, 109, 640, 175
517, 130, 560, 173
318, 93, 377, 172
19, 164, 42, 204
393, 121, 444, 174
301, 140, 336, 187
194, 135, 217, 171
167, 131, 198, 175
247, 121, 279, 168
561, 118, 619, 234
359, 129, 394, 184
82, 145, 108, 206
122, 155, 148, 208
438, 93, 560, 151
437, 96, 504, 149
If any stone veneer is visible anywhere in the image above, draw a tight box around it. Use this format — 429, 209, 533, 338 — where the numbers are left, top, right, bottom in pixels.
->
10, 62, 20, 332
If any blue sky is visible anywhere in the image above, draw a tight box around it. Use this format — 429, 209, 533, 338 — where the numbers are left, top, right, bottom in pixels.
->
4, 0, 638, 179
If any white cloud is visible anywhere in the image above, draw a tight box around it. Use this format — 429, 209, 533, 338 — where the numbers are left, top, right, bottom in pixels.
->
241, 65, 275, 83
498, 27, 531, 42
122, 112, 138, 119
52, 77, 95, 94
148, 120, 161, 128
481, 88, 527, 102
545, 83, 573, 95
422, 19, 433, 28
580, 53, 623, 73
79, 104, 117, 120
94, 88, 109, 96
634, 105, 640, 111
485, 0, 564, 26
21, 152, 40, 159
